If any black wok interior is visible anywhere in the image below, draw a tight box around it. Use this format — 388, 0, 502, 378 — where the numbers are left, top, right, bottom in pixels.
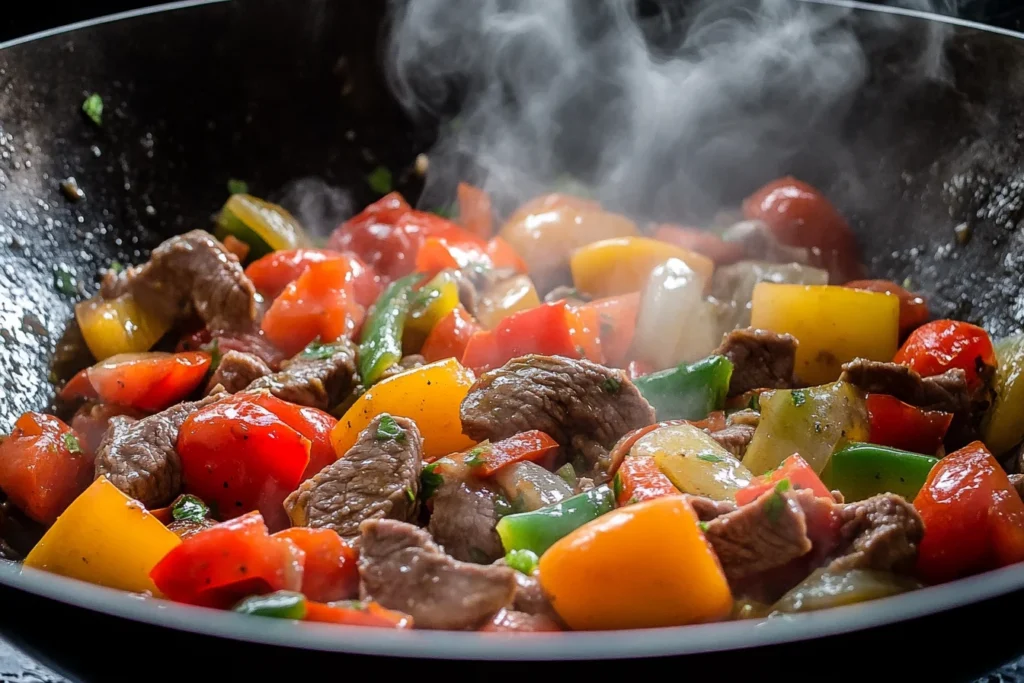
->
2, 0, 1024, 434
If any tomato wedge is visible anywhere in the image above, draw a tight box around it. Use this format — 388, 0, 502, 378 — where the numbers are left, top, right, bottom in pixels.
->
85, 352, 211, 413
272, 528, 358, 603
894, 320, 996, 392
735, 454, 832, 506
245, 249, 380, 307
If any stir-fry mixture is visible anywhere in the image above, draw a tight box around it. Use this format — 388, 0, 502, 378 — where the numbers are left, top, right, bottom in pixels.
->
2, 176, 1022, 633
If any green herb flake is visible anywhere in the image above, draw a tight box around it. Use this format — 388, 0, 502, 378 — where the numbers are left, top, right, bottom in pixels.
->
405, 486, 416, 503
791, 390, 807, 408
420, 462, 444, 500
82, 93, 103, 125
54, 268, 77, 296
202, 338, 223, 373
464, 445, 488, 467
602, 377, 622, 395
612, 472, 624, 500
696, 453, 724, 463
747, 393, 761, 412
227, 179, 249, 195
774, 478, 792, 494
367, 166, 393, 194
301, 338, 338, 360
63, 433, 82, 454
698, 521, 709, 532
109, 260, 124, 274
764, 478, 792, 523
375, 414, 406, 442
172, 495, 210, 524
505, 549, 540, 576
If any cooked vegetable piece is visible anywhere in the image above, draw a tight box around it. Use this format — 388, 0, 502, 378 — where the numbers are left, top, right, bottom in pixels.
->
0, 413, 93, 526
555, 462, 578, 488
865, 393, 951, 455
415, 224, 527, 277
271, 528, 359, 603
735, 454, 831, 506
420, 305, 482, 363
570, 236, 714, 299
24, 477, 180, 595
844, 280, 929, 338
983, 333, 1024, 455
465, 431, 560, 477
505, 549, 540, 575
614, 456, 678, 506
171, 495, 209, 524
245, 249, 380, 308
405, 270, 460, 351
330, 357, 476, 461
304, 600, 413, 629
750, 283, 899, 385
493, 461, 574, 513
75, 293, 173, 361
770, 568, 923, 614
894, 319, 996, 394
632, 355, 733, 421
149, 511, 304, 608
457, 182, 493, 238
575, 292, 640, 368
473, 274, 542, 330
496, 485, 615, 556
630, 422, 752, 500
358, 273, 422, 385
244, 393, 338, 481
914, 441, 1024, 584
538, 495, 732, 630
742, 381, 870, 476
711, 261, 830, 330
653, 224, 746, 265
85, 351, 211, 413
234, 590, 308, 619
826, 442, 938, 503
215, 194, 311, 260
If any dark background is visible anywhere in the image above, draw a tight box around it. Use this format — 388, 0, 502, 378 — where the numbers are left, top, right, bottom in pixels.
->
3, 0, 1024, 681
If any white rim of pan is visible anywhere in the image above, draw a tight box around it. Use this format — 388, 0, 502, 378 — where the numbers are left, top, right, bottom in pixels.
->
2, 0, 1024, 661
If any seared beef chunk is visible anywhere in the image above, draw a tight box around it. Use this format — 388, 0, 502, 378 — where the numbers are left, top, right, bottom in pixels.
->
714, 328, 798, 397
205, 350, 271, 395
283, 415, 421, 541
167, 518, 216, 540
826, 493, 924, 574
485, 609, 561, 632
94, 392, 224, 508
689, 495, 738, 522
512, 571, 559, 620
101, 230, 257, 334
377, 354, 426, 384
247, 340, 357, 411
461, 355, 655, 477
428, 477, 505, 564
358, 519, 516, 630
710, 423, 757, 458
71, 402, 143, 457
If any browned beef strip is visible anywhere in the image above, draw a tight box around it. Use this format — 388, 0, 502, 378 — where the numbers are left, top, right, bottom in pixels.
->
461, 355, 655, 478
450, 266, 518, 318
94, 392, 224, 508
205, 350, 271, 395
714, 328, 799, 397
358, 519, 516, 630
826, 493, 924, 574
688, 495, 738, 522
70, 402, 143, 457
283, 415, 421, 541
377, 354, 426, 384
710, 423, 756, 458
100, 230, 257, 334
490, 557, 561, 620
246, 340, 357, 411
485, 609, 561, 632
428, 476, 505, 564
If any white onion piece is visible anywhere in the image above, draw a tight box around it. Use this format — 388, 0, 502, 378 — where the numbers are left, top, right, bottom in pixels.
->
493, 461, 573, 512
721, 219, 812, 264
633, 257, 719, 371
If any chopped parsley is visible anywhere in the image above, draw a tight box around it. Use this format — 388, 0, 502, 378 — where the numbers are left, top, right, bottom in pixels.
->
227, 178, 249, 195
54, 268, 77, 296
62, 433, 82, 454
764, 478, 792, 522
82, 93, 103, 125
420, 462, 444, 500
505, 549, 540, 576
696, 453, 724, 463
367, 166, 393, 194
405, 486, 416, 503
171, 495, 209, 524
698, 521, 709, 532
602, 377, 622, 395
301, 338, 338, 360
747, 393, 761, 412
375, 414, 405, 442
612, 472, 624, 500
109, 260, 124, 274
464, 445, 488, 467
790, 390, 807, 408
202, 338, 223, 373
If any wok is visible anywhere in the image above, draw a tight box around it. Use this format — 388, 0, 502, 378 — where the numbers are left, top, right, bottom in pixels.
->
2, 0, 1024, 679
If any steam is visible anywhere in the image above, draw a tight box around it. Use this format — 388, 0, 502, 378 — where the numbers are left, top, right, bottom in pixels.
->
385, 0, 957, 224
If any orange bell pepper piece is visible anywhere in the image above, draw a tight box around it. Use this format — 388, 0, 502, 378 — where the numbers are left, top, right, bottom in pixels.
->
457, 182, 493, 239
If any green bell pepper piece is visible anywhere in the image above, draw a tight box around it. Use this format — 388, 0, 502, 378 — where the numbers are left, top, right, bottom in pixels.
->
632, 355, 733, 421
505, 549, 540, 575
233, 590, 308, 619
826, 442, 939, 502
357, 273, 421, 385
496, 484, 616, 556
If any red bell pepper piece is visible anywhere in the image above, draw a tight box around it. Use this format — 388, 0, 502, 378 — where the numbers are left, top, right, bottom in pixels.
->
149, 512, 305, 608
239, 393, 338, 481
735, 454, 832, 506
653, 225, 746, 265
866, 393, 952, 455
221, 234, 251, 262
0, 413, 93, 526
58, 368, 97, 403
177, 398, 311, 528
457, 182, 493, 239
465, 431, 560, 477
614, 456, 678, 506
415, 227, 527, 278
272, 527, 358, 603
82, 352, 211, 413
894, 320, 996, 392
420, 305, 483, 364
260, 258, 365, 357
245, 249, 380, 308
485, 236, 528, 273
304, 600, 413, 628
566, 304, 604, 365
913, 441, 1024, 584
844, 279, 929, 338
606, 419, 700, 478
576, 293, 640, 368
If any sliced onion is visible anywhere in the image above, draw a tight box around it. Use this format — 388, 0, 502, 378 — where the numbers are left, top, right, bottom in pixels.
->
493, 461, 573, 513
770, 568, 922, 614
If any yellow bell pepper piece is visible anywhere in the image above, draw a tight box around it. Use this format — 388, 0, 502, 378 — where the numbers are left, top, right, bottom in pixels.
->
405, 270, 461, 351
330, 357, 477, 460
75, 293, 174, 362
474, 274, 542, 330
538, 495, 732, 630
570, 236, 715, 299
24, 477, 181, 595
215, 194, 311, 260
983, 333, 1024, 455
750, 283, 899, 385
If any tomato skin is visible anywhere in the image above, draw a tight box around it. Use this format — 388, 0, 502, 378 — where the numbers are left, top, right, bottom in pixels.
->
272, 528, 359, 602
742, 176, 864, 283
177, 399, 311, 528
58, 369, 97, 403
866, 394, 952, 455
243, 394, 337, 480
86, 352, 211, 413
845, 279, 929, 338
149, 512, 305, 608
735, 454, 832, 506
245, 249, 380, 308
420, 306, 483, 364
913, 441, 1024, 584
893, 320, 996, 392
304, 600, 413, 628
653, 225, 746, 265
0, 413, 93, 526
